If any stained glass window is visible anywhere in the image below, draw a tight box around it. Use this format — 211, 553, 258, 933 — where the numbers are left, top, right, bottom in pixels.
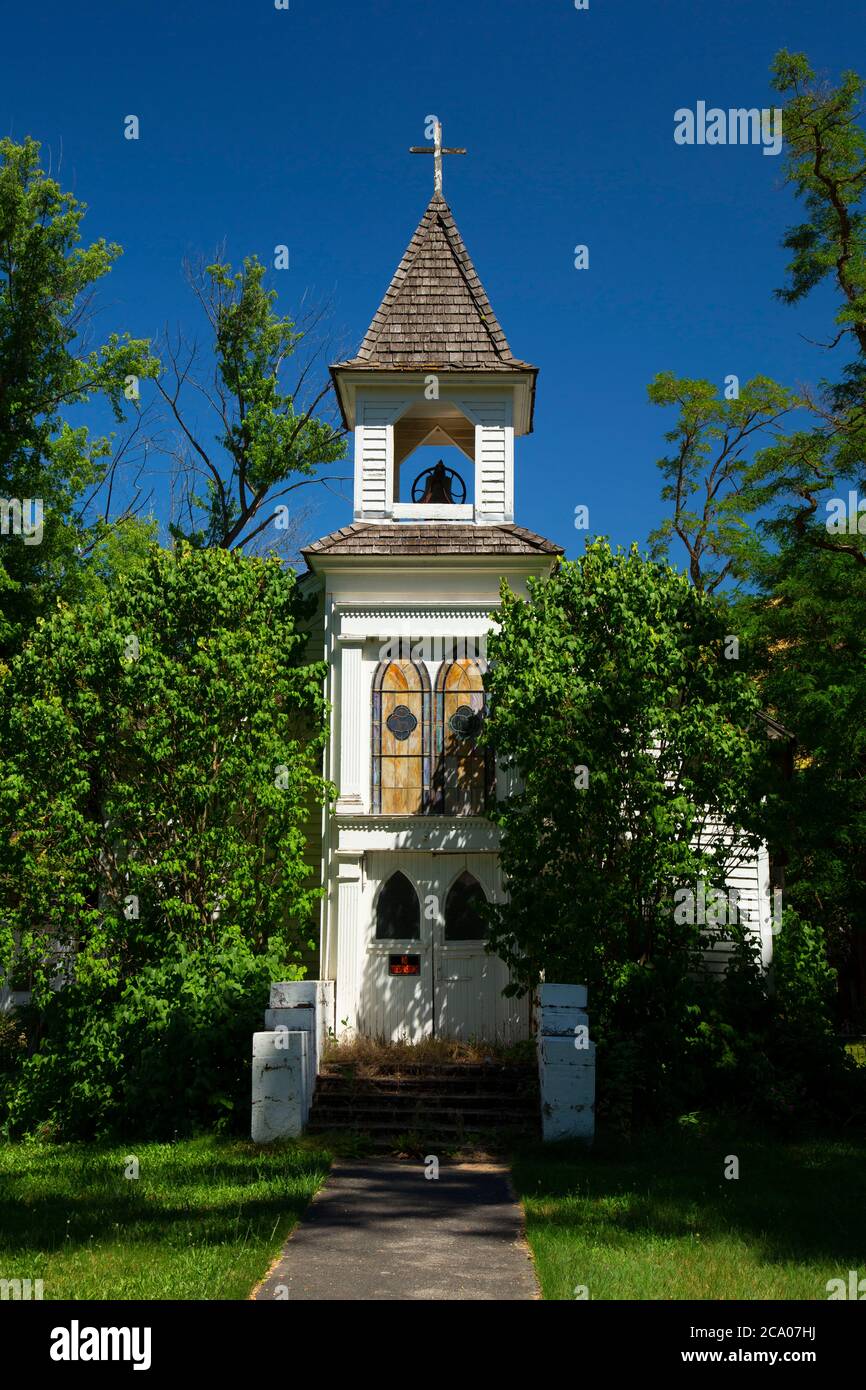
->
444, 871, 488, 941
433, 658, 493, 815
371, 658, 431, 815
375, 871, 421, 940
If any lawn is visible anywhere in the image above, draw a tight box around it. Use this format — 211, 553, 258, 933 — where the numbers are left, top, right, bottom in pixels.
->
0, 1136, 331, 1299
6, 1124, 865, 1302
511, 1122, 866, 1300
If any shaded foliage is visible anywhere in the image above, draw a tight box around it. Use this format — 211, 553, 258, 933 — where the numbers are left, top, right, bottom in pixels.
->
0, 544, 330, 1137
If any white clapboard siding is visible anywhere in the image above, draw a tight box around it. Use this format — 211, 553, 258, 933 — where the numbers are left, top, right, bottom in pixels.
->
626, 778, 775, 976
356, 401, 401, 517
478, 425, 507, 516
462, 397, 513, 520
693, 819, 773, 974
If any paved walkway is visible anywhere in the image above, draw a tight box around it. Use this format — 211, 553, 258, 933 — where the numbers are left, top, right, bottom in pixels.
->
253, 1159, 539, 1301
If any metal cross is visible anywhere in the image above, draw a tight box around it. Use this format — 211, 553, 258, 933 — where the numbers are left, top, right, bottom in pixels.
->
409, 120, 466, 195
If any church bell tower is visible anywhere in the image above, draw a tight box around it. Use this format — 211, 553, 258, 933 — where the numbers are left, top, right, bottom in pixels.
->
302, 125, 561, 1042
329, 164, 538, 527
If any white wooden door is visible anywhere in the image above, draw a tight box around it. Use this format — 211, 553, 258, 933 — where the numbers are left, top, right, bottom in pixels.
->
357, 851, 434, 1043
434, 856, 529, 1043
357, 852, 529, 1044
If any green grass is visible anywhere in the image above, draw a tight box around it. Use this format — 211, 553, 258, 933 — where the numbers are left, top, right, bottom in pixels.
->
0, 1136, 332, 1299
511, 1122, 866, 1300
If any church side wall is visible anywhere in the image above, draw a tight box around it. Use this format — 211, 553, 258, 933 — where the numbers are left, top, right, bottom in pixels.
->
698, 827, 775, 974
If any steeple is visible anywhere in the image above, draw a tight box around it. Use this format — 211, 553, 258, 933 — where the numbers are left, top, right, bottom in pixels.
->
331, 145, 537, 525
332, 193, 536, 386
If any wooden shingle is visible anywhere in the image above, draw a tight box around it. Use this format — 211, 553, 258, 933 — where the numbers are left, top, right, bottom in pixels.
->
303, 522, 562, 559
332, 194, 536, 374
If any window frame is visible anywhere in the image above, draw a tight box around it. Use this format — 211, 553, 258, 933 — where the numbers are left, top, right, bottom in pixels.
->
374, 869, 422, 941
371, 656, 432, 815
432, 657, 495, 816
443, 869, 489, 942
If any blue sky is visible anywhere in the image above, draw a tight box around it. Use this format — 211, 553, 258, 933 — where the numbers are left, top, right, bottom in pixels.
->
3, 0, 865, 563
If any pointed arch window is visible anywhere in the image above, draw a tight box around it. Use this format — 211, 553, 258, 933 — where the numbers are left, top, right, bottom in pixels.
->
444, 871, 488, 941
433, 658, 494, 815
375, 871, 421, 940
371, 657, 431, 815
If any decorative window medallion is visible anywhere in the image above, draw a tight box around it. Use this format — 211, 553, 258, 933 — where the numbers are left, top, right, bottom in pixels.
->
386, 705, 418, 741
448, 704, 482, 739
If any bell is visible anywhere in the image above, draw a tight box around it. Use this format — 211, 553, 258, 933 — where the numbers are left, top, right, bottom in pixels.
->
420, 461, 453, 505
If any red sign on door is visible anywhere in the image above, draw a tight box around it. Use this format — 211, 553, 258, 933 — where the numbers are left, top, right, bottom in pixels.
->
388, 954, 421, 976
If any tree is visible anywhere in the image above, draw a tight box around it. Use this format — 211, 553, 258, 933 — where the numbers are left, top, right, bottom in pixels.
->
745, 52, 866, 1023
645, 53, 866, 1025
716, 50, 866, 569
0, 137, 157, 656
484, 540, 765, 996
0, 543, 330, 1136
647, 372, 794, 593
758, 48, 866, 563
156, 256, 348, 553
741, 538, 866, 1026
483, 541, 778, 1125
650, 54, 866, 577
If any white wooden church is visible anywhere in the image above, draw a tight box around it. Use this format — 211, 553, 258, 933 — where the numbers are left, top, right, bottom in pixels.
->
295, 137, 776, 1049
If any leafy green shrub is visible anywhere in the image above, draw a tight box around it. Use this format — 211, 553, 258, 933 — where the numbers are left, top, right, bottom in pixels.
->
4, 942, 299, 1139
0, 544, 329, 1138
0, 1010, 27, 1074
772, 909, 836, 1034
594, 914, 866, 1135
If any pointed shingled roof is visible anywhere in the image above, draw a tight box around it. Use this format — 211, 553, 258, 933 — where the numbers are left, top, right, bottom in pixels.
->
332, 193, 536, 374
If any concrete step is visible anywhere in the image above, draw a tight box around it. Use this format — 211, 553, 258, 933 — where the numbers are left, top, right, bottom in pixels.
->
317, 1068, 537, 1091
313, 1095, 537, 1111
309, 1062, 540, 1142
306, 1117, 537, 1138
315, 1081, 538, 1100
320, 1062, 536, 1079
311, 1094, 536, 1113
311, 1103, 535, 1123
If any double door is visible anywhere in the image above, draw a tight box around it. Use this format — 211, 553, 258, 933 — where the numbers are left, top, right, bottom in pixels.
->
357, 852, 529, 1043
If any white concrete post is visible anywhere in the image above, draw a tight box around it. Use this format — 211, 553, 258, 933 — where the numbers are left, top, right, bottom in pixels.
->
265, 980, 335, 1110
537, 983, 596, 1143
251, 982, 336, 1142
251, 1030, 308, 1142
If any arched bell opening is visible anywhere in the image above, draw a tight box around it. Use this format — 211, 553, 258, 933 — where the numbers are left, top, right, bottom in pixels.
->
393, 399, 474, 508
